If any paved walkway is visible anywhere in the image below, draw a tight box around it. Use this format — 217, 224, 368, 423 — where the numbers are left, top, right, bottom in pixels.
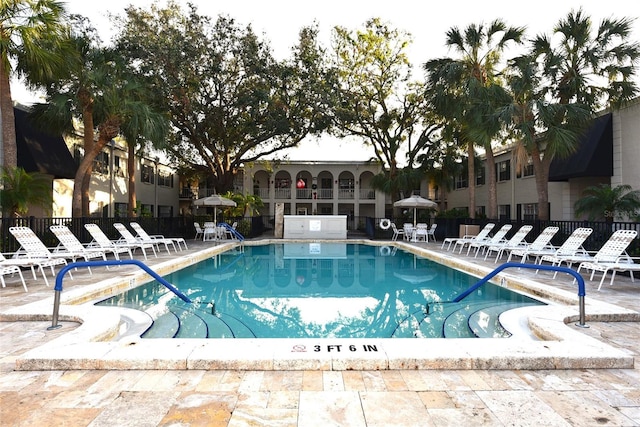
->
1, 237, 639, 426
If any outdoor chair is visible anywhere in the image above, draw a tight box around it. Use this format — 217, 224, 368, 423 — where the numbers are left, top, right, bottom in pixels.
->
84, 224, 135, 260
0, 253, 28, 292
50, 225, 109, 273
543, 229, 638, 280
7, 226, 71, 287
505, 226, 560, 264
578, 244, 640, 290
482, 225, 533, 263
467, 224, 513, 257
444, 223, 495, 252
130, 222, 187, 251
193, 223, 204, 240
113, 223, 158, 260
426, 223, 437, 242
390, 223, 404, 241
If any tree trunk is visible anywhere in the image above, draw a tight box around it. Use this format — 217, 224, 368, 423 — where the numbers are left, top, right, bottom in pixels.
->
72, 120, 120, 217
533, 145, 551, 221
467, 143, 476, 219
75, 92, 95, 217
0, 60, 17, 169
127, 142, 136, 217
485, 146, 498, 220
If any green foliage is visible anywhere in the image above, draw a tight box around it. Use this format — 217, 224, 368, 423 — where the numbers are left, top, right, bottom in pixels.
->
329, 18, 438, 200
222, 191, 264, 218
0, 167, 53, 217
1, 0, 74, 168
114, 2, 332, 193
574, 184, 640, 222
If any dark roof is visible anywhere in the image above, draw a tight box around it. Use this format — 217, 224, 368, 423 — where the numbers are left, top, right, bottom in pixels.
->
548, 113, 613, 182
15, 106, 77, 179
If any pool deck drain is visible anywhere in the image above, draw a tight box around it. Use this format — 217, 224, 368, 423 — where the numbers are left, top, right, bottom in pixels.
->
2, 238, 638, 371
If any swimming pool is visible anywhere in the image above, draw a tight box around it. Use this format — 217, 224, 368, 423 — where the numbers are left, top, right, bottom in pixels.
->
97, 243, 544, 339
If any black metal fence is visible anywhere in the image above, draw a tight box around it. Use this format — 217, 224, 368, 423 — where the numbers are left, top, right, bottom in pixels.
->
2, 215, 639, 255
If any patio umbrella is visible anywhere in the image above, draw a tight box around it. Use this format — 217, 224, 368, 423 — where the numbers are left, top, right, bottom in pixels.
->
192, 194, 237, 224
393, 195, 437, 226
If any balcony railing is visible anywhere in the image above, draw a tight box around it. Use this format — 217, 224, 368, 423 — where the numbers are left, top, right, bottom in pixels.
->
338, 189, 354, 199
253, 188, 269, 198
274, 188, 291, 199
317, 189, 333, 199
359, 189, 375, 200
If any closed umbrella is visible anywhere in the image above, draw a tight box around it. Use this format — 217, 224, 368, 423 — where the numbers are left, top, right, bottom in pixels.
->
393, 195, 437, 227
192, 194, 237, 224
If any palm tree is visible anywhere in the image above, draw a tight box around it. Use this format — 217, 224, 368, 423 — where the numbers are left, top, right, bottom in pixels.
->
574, 184, 640, 222
0, 0, 71, 169
0, 166, 52, 217
502, 9, 639, 221
31, 21, 168, 218
501, 55, 591, 222
424, 20, 524, 219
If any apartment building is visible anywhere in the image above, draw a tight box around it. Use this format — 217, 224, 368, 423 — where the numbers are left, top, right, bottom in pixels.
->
445, 99, 640, 221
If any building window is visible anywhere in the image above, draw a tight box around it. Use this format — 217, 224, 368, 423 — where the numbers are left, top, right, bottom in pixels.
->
517, 157, 534, 178
339, 179, 354, 190
158, 205, 173, 217
157, 170, 173, 187
140, 204, 154, 216
476, 206, 485, 217
275, 177, 290, 188
114, 155, 125, 177
476, 167, 485, 186
93, 151, 109, 175
499, 204, 511, 220
141, 164, 155, 184
455, 174, 468, 189
497, 160, 511, 181
114, 203, 128, 217
321, 178, 332, 189
523, 203, 538, 220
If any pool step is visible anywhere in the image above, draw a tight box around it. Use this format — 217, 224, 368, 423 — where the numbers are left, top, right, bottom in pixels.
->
142, 311, 180, 338
443, 301, 507, 338
467, 302, 538, 338
172, 306, 209, 338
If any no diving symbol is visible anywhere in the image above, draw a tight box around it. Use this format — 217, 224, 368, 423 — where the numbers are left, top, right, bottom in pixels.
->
291, 345, 307, 352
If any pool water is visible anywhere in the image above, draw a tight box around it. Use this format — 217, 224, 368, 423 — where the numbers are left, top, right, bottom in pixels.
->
97, 243, 544, 339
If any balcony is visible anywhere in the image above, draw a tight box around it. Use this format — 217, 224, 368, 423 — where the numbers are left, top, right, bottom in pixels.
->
359, 189, 375, 200
338, 189, 354, 200
317, 189, 333, 199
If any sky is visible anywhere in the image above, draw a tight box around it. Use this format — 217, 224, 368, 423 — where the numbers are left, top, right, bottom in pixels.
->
10, 0, 640, 162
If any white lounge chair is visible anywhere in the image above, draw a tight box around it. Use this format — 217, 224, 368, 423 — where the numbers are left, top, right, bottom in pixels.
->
8, 226, 71, 287
444, 223, 495, 252
467, 224, 513, 257
50, 225, 108, 273
540, 228, 637, 278
483, 225, 533, 263
130, 222, 186, 251
113, 223, 158, 260
0, 253, 28, 291
578, 252, 640, 290
84, 224, 134, 260
572, 230, 639, 289
506, 226, 560, 263
526, 227, 594, 272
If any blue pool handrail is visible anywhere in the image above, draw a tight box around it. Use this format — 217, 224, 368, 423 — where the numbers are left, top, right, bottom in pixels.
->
451, 262, 588, 327
218, 222, 245, 241
48, 259, 191, 330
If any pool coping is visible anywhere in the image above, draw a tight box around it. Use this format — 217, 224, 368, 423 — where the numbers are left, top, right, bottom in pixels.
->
3, 239, 638, 371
